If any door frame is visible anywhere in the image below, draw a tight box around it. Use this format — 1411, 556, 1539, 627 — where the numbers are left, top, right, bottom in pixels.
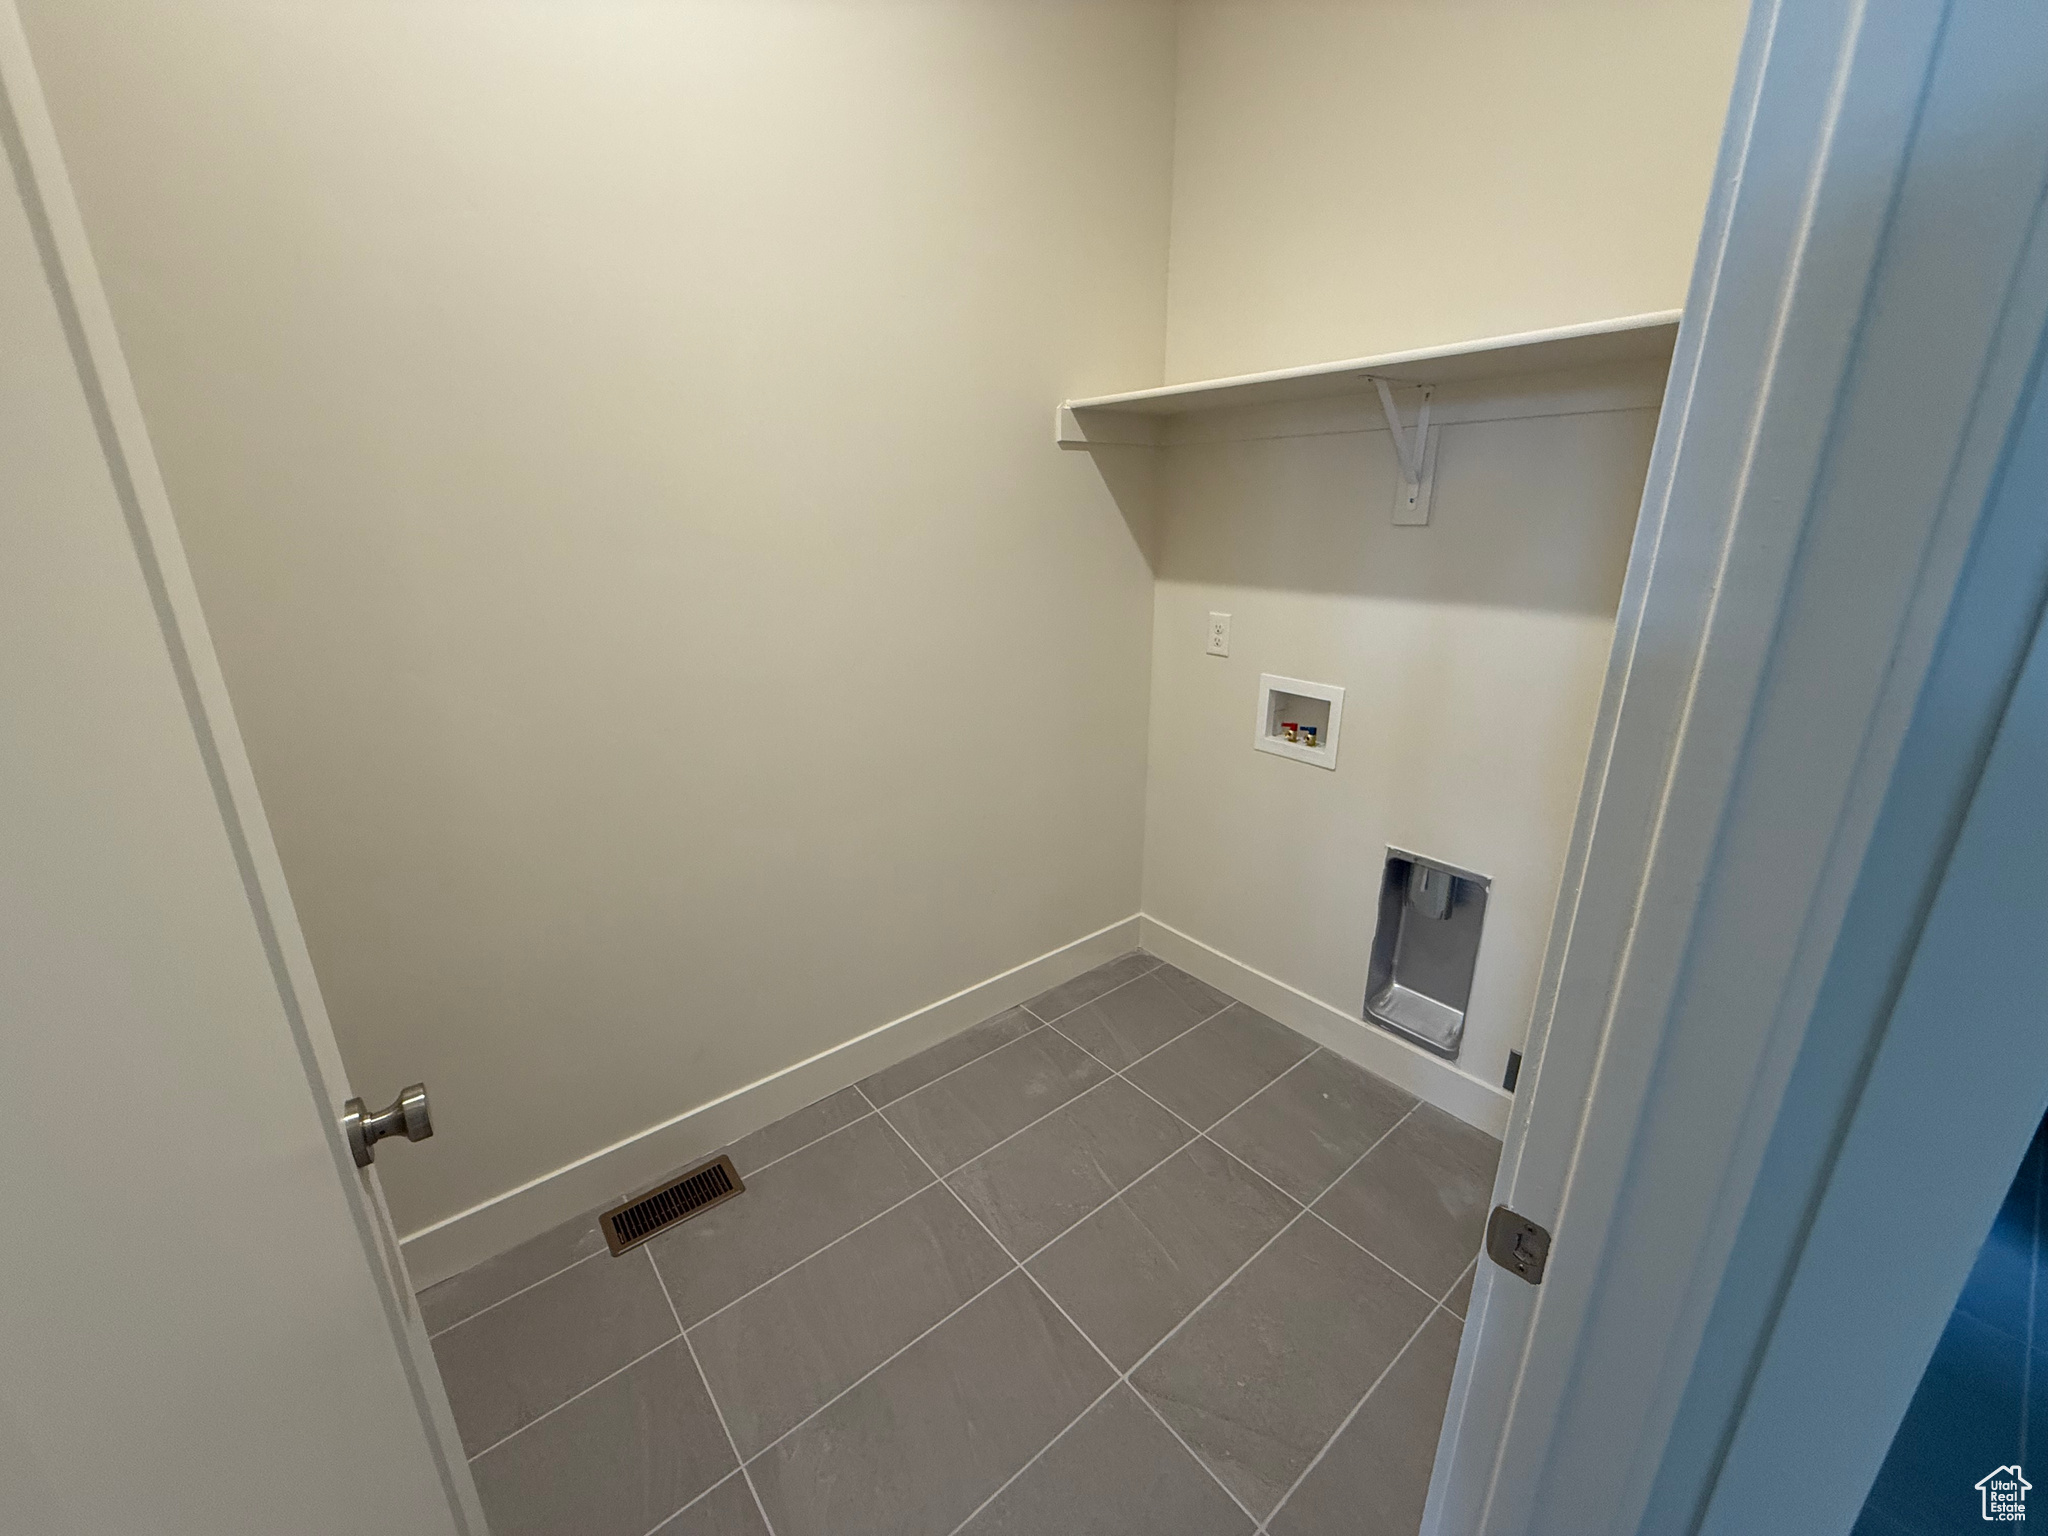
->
1694, 452, 2048, 1533
0, 7, 485, 1528
1426, 1, 2048, 1531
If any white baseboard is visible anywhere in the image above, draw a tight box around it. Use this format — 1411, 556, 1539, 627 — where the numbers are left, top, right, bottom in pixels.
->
1138, 914, 1512, 1139
400, 914, 1142, 1287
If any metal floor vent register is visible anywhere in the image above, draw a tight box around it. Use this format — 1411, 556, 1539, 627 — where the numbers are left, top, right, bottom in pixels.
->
601, 1155, 743, 1254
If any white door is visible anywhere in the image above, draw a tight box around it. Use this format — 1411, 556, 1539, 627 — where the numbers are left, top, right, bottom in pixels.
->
1425, 1, 2048, 1531
0, 10, 485, 1533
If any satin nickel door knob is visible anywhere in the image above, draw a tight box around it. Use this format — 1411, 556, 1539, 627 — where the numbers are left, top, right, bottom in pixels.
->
343, 1084, 432, 1168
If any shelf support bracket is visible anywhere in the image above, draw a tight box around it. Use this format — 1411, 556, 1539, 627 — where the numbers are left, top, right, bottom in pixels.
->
1371, 377, 1437, 525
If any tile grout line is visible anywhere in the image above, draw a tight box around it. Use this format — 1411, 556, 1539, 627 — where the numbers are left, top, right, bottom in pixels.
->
862, 1022, 1057, 1113
1044, 1014, 1312, 1142
1005, 1031, 1321, 1270
1059, 989, 1241, 1079
1105, 1114, 1425, 1531
1130, 1075, 1457, 1312
1139, 1080, 1473, 1317
886, 1024, 1159, 1180
1189, 1125, 1306, 1205
1016, 1201, 1272, 1530
440, 963, 1457, 1524
640, 1468, 750, 1536
421, 955, 1180, 1338
677, 1173, 941, 1337
1253, 1222, 1479, 1529
1300, 1207, 1446, 1310
914, 982, 1242, 1178
872, 1114, 1153, 1521
881, 1094, 1268, 1536
864, 998, 1257, 1226
697, 955, 1176, 1191
1017, 951, 1166, 1026
1116, 1367, 1266, 1532
736, 1265, 1020, 1470
871, 954, 1176, 1130
1013, 1256, 1267, 1536
938, 1035, 1426, 1534
427, 1246, 608, 1341
861, 950, 1182, 1117
1100, 1105, 1427, 1527
871, 1023, 1109, 1174
463, 971, 1435, 1520
683, 1329, 778, 1536
785, 1042, 1453, 1529
464, 1329, 684, 1464
964, 995, 1252, 1189
424, 956, 1197, 1342
733, 1104, 881, 1181
1049, 1021, 1452, 1307
939, 1377, 1126, 1536
872, 1107, 1040, 1316
428, 1103, 889, 1341
986, 1196, 1335, 1532
443, 994, 1123, 1339
1120, 1103, 1419, 1386
937, 987, 1236, 1179
1257, 1298, 1456, 1534
1445, 1254, 1479, 1315
648, 1247, 780, 1536
453, 991, 1418, 1391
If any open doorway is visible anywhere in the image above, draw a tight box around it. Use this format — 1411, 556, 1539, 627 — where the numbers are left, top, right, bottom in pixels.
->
1857, 1113, 2048, 1535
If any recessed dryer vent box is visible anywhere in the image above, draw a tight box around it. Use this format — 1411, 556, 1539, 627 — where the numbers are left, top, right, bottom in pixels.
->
1364, 848, 1490, 1059
1254, 674, 1344, 769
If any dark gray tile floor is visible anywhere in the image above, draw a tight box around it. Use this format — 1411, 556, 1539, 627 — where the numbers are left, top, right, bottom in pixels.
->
420, 950, 1501, 1536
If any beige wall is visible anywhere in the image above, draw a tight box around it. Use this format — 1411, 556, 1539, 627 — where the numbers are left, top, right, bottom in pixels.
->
23, 0, 1744, 1263
1141, 373, 1663, 1100
22, 0, 1177, 1244
1164, 0, 1747, 380
1140, 0, 1743, 1106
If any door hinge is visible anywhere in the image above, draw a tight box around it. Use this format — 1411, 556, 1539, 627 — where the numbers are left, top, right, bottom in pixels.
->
1486, 1204, 1552, 1285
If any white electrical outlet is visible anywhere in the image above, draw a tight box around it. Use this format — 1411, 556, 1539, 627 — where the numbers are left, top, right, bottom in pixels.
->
1206, 612, 1231, 657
